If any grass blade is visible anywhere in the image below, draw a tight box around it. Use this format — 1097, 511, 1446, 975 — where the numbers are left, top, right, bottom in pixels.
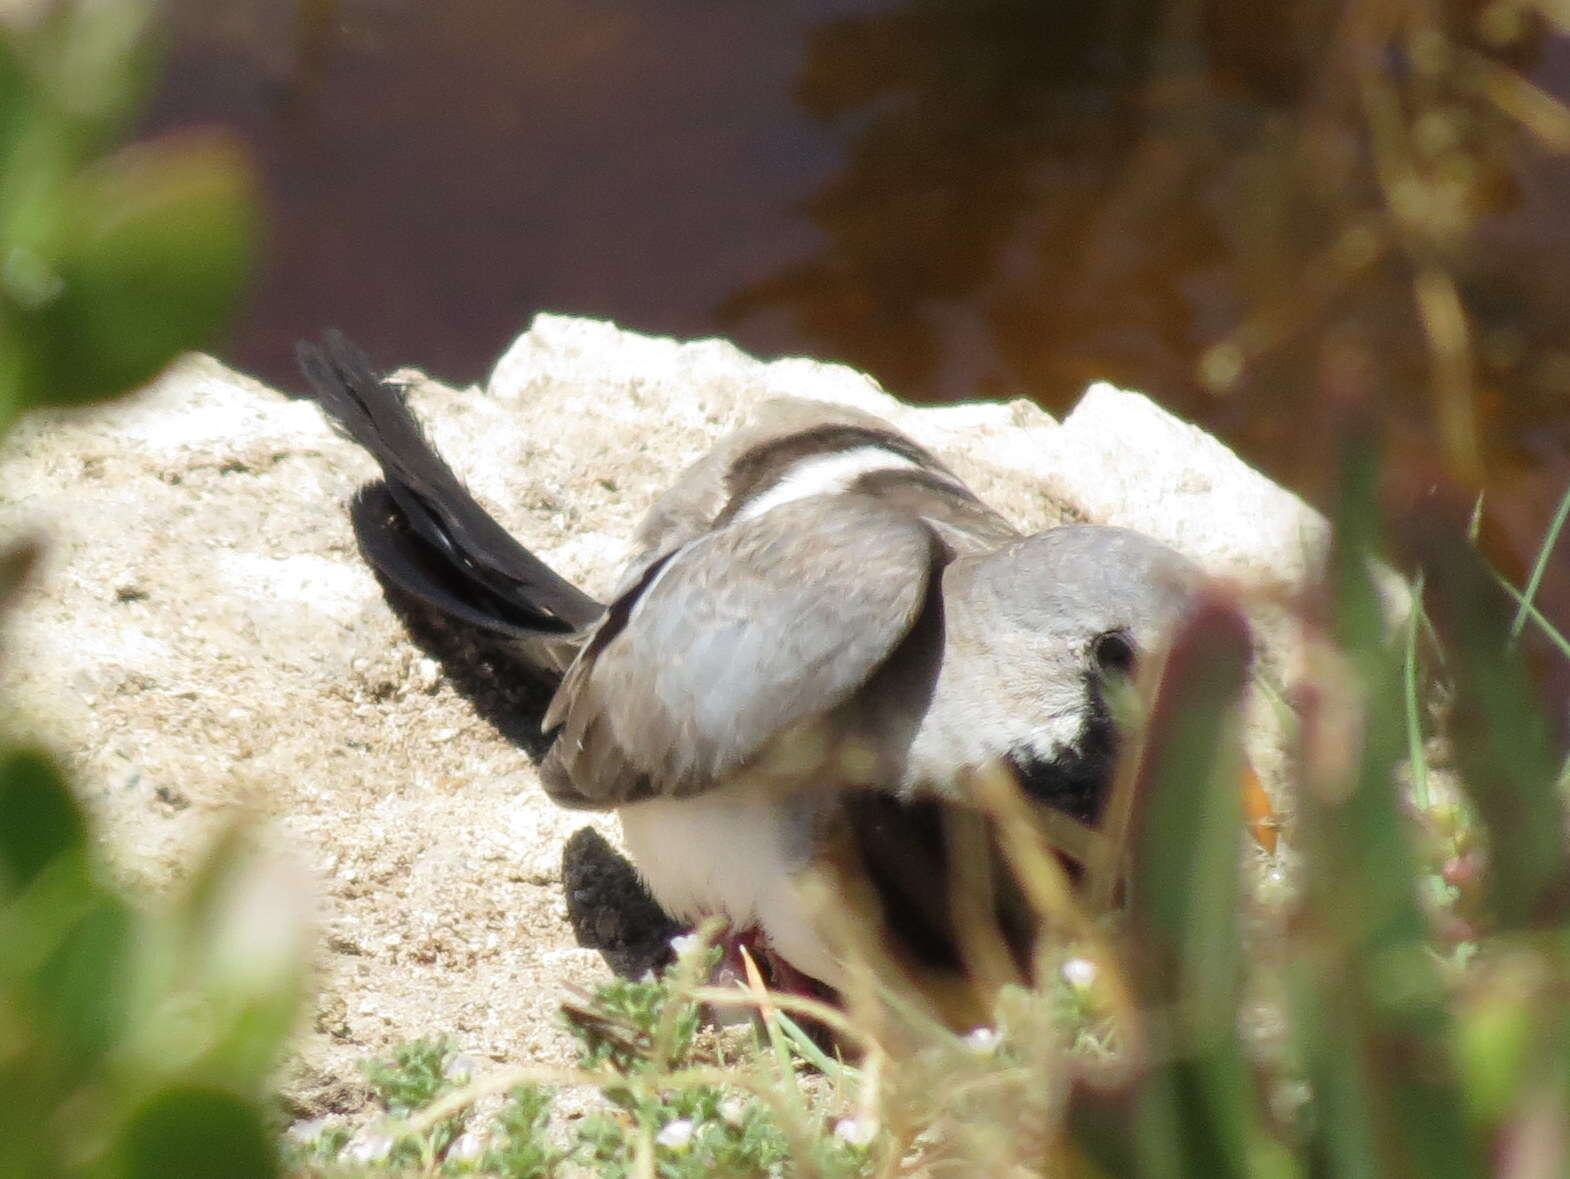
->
1404, 574, 1431, 810
1118, 591, 1259, 1178
1494, 571, 1570, 663
1509, 477, 1570, 639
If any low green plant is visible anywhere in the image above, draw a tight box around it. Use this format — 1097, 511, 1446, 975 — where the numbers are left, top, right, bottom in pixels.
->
297, 937, 876, 1178
356, 1037, 470, 1169
362, 1037, 461, 1118
475, 1086, 556, 1179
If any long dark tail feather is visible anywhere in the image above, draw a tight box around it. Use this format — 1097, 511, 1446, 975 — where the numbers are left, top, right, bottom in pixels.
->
297, 330, 604, 639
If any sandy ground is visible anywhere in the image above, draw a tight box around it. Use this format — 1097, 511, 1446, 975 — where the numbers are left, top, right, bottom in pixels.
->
0, 315, 1320, 1125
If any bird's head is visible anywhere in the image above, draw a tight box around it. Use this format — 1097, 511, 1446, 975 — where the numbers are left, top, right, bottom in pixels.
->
908, 524, 1206, 823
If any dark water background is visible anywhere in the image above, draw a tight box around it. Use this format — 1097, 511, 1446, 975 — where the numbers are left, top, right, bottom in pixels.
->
141, 2, 872, 394
141, 0, 1570, 652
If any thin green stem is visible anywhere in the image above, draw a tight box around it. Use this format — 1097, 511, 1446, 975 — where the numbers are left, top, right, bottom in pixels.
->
1404, 575, 1430, 810
1509, 478, 1570, 640
1494, 571, 1570, 662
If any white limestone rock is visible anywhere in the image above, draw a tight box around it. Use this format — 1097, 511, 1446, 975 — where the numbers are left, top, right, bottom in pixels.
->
0, 313, 1324, 1117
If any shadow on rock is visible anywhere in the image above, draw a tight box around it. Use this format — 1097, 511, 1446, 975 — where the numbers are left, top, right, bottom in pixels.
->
366, 563, 559, 760
346, 493, 679, 980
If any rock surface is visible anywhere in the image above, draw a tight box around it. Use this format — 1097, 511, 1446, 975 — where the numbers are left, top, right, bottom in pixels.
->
0, 313, 1324, 1117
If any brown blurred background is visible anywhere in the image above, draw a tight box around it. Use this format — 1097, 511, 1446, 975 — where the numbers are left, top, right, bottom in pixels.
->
143, 0, 1570, 674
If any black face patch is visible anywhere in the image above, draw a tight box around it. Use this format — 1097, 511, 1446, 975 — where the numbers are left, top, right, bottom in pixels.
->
1004, 676, 1119, 826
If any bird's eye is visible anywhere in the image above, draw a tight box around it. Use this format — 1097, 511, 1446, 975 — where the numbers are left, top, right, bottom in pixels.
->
1092, 630, 1136, 676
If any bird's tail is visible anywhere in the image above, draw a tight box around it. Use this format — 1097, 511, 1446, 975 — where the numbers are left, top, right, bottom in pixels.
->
296, 331, 604, 668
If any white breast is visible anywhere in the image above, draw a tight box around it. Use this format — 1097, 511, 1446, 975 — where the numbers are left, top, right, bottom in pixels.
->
617, 790, 844, 988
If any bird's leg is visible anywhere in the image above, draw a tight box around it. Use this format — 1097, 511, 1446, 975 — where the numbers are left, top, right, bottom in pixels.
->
759, 943, 837, 1003
708, 925, 836, 1003
691, 923, 840, 1051
708, 924, 762, 989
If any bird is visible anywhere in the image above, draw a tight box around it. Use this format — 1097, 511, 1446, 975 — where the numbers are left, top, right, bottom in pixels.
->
297, 330, 1221, 1014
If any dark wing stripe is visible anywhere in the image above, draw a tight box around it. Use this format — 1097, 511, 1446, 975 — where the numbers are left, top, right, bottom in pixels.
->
715, 423, 962, 526
848, 467, 1019, 552
541, 548, 678, 736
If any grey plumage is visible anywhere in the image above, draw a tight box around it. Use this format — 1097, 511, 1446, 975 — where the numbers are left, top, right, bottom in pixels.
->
542, 493, 943, 806
298, 331, 1204, 998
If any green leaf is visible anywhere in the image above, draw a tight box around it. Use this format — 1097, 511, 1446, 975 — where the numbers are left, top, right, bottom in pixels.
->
118, 1085, 277, 1179
0, 748, 86, 893
1403, 575, 1430, 811
1119, 592, 1259, 1179
0, 34, 30, 177
1327, 430, 1389, 656
43, 0, 160, 140
155, 829, 309, 1085
30, 893, 133, 1086
1508, 477, 1570, 640
13, 130, 256, 410
1123, 592, 1252, 1027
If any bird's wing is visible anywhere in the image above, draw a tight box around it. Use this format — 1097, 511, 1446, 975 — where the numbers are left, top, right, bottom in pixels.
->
617, 398, 1017, 595
540, 492, 943, 808
626, 399, 907, 569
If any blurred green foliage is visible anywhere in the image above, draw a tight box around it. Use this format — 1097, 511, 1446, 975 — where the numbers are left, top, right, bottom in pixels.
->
1063, 452, 1570, 1178
0, 0, 255, 428
0, 753, 306, 1179
0, 2, 282, 1177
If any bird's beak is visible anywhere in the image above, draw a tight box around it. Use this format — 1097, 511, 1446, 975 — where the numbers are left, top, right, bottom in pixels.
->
1242, 762, 1278, 852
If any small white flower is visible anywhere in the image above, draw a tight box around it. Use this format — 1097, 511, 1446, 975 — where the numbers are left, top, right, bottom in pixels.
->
444, 1053, 481, 1082
447, 1130, 486, 1162
344, 1128, 395, 1164
1061, 956, 1098, 991
834, 1116, 878, 1146
656, 1118, 696, 1150
718, 1096, 749, 1126
669, 933, 702, 958
963, 1026, 1000, 1053
284, 1117, 330, 1145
